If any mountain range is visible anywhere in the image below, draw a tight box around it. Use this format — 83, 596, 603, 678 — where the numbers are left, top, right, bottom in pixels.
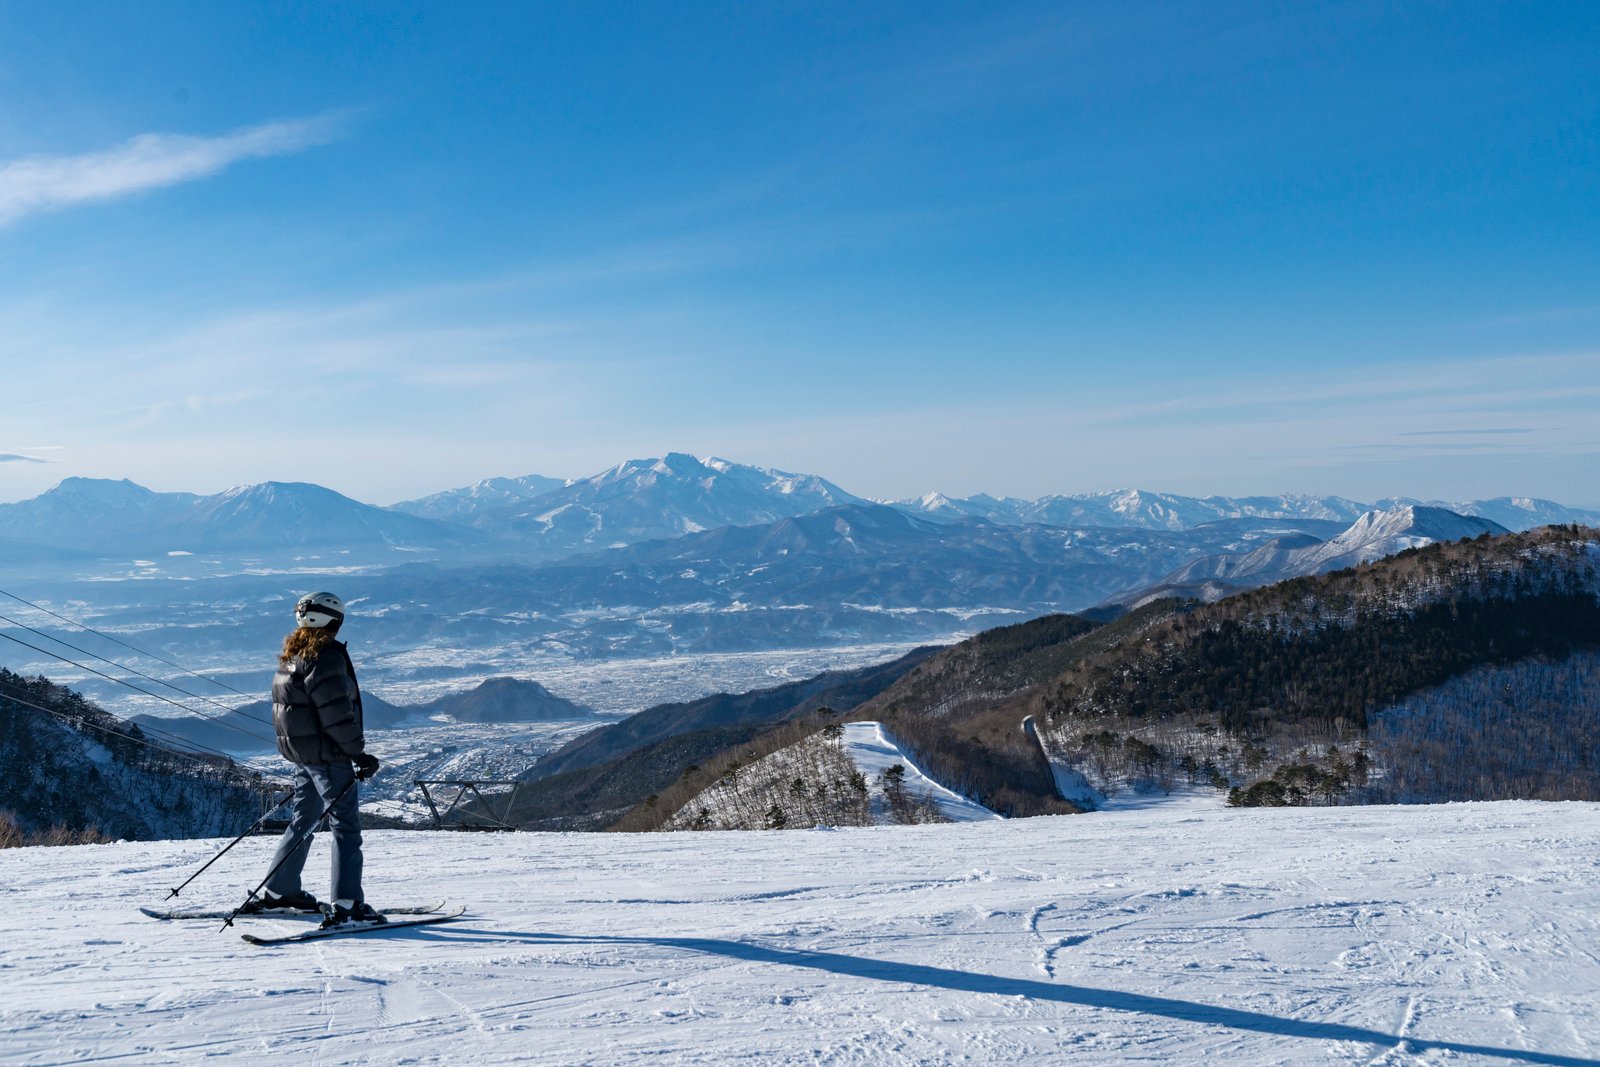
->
3, 454, 1596, 708
2, 456, 1595, 572
891, 487, 1598, 534
0, 477, 483, 559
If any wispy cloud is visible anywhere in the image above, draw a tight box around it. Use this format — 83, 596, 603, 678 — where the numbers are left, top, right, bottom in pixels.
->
1398, 428, 1535, 437
0, 115, 345, 226
0, 452, 48, 463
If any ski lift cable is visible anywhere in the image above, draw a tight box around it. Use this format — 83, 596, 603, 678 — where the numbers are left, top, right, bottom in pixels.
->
0, 630, 277, 745
0, 608, 274, 727
0, 586, 255, 698
0, 678, 273, 777
0, 667, 291, 781
0, 681, 289, 787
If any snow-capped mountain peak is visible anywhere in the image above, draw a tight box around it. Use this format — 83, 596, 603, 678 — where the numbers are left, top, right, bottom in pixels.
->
391, 455, 870, 557
1322, 505, 1504, 561
1136, 505, 1513, 604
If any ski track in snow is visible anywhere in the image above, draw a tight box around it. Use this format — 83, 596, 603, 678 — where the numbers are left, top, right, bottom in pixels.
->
2, 801, 1598, 1065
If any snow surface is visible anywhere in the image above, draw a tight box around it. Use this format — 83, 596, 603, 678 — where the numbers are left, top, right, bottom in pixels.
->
3, 801, 1598, 1065
841, 721, 1001, 823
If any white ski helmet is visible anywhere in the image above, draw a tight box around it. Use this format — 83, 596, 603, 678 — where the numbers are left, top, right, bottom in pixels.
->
295, 591, 345, 630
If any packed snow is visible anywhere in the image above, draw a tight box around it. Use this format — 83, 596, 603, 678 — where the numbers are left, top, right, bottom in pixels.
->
841, 721, 1001, 823
3, 800, 1597, 1065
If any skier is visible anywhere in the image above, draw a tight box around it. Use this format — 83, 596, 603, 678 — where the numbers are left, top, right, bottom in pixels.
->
242, 591, 385, 928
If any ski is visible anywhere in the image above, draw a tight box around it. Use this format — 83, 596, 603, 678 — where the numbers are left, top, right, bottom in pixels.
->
141, 900, 448, 921
241, 906, 466, 945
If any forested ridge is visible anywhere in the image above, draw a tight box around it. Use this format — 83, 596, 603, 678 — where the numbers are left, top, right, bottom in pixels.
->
1035, 527, 1598, 727
1028, 526, 1600, 806
0, 668, 270, 843
640, 526, 1600, 824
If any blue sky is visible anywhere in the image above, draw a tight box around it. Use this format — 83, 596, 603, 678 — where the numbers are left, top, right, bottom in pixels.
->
1, 1, 1597, 506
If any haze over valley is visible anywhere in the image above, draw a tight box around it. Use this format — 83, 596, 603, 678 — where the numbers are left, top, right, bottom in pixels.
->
2, 453, 1590, 724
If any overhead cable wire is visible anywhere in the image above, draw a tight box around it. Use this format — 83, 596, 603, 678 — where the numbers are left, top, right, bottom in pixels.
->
0, 586, 255, 698
0, 630, 277, 746
0, 679, 259, 774
0, 681, 288, 787
0, 609, 275, 728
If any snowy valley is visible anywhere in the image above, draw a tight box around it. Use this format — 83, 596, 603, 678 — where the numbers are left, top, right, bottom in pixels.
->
2, 455, 1584, 728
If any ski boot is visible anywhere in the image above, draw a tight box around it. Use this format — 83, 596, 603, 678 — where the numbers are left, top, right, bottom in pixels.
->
319, 899, 389, 929
238, 888, 323, 915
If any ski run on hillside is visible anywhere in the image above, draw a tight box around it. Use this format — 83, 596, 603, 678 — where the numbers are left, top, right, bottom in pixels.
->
3, 800, 1596, 1065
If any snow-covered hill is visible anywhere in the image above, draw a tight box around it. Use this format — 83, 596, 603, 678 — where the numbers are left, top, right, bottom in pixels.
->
1133, 505, 1510, 604
390, 474, 571, 523
662, 719, 999, 831
1292, 505, 1507, 571
839, 721, 1000, 823
3, 801, 1596, 1064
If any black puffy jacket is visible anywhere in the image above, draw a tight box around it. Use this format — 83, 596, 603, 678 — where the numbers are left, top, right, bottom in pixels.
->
271, 640, 366, 766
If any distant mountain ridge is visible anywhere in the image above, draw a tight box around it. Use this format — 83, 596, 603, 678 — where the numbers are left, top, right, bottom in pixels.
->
894, 488, 1600, 533
132, 677, 597, 755
5, 457, 1597, 709
396, 453, 868, 558
4, 460, 1595, 572
391, 475, 572, 524
0, 477, 483, 557
353, 502, 1355, 660
1123, 505, 1511, 606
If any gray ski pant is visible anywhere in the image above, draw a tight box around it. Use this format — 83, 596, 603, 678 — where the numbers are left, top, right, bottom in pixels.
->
265, 760, 364, 905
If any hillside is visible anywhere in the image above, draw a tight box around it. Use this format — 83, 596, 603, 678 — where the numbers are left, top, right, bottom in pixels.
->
839, 607, 1174, 818
411, 676, 595, 723
0, 669, 269, 841
1026, 525, 1600, 807
523, 647, 936, 782
499, 648, 937, 829
618, 612, 1118, 829
662, 721, 1002, 832
622, 526, 1600, 824
3, 803, 1597, 1064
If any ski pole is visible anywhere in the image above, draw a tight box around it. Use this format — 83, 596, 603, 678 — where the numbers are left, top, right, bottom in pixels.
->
166, 786, 295, 900
220, 777, 357, 932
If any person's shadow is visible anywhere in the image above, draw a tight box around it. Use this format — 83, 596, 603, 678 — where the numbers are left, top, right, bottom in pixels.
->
410, 926, 1594, 1066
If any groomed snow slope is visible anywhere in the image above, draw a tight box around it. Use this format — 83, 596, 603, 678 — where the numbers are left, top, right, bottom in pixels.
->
841, 721, 1001, 822
3, 802, 1598, 1065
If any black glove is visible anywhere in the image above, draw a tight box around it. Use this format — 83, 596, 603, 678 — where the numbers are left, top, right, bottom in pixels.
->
353, 752, 380, 781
